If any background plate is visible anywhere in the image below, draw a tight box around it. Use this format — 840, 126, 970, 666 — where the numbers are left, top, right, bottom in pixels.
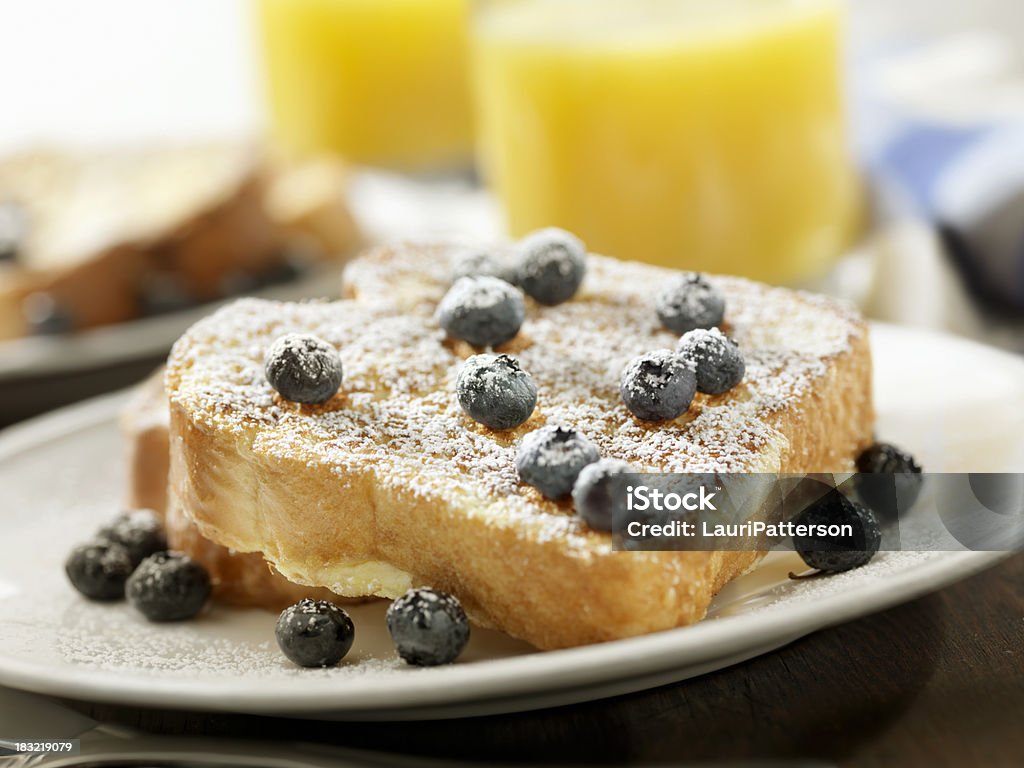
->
0, 323, 1020, 720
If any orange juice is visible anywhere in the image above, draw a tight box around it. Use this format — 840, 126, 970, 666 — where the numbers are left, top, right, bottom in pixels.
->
472, 0, 860, 283
258, 0, 473, 171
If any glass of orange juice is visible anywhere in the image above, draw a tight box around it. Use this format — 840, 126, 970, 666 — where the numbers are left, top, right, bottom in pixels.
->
471, 0, 861, 284
257, 0, 474, 172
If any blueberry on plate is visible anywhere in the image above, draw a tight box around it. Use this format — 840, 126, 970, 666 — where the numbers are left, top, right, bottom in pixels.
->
676, 327, 745, 395
854, 442, 924, 521
516, 425, 601, 500
793, 491, 881, 573
126, 552, 211, 622
386, 587, 470, 667
97, 509, 166, 567
276, 598, 356, 668
436, 275, 525, 348
264, 333, 344, 405
451, 248, 518, 285
515, 227, 587, 306
456, 353, 537, 430
572, 458, 636, 532
65, 540, 134, 601
619, 350, 696, 421
655, 273, 725, 334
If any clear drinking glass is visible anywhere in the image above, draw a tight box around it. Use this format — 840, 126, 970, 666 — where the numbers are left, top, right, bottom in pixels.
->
471, 0, 861, 284
258, 0, 475, 172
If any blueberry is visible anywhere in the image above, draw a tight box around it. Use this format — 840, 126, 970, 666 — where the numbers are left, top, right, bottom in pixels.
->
452, 248, 518, 285
436, 276, 525, 348
656, 273, 725, 334
456, 353, 537, 430
96, 509, 167, 567
676, 328, 745, 395
138, 274, 198, 316
264, 333, 343, 405
855, 442, 924, 520
219, 270, 262, 297
619, 350, 696, 421
22, 292, 74, 335
0, 202, 27, 262
260, 253, 311, 287
572, 459, 635, 532
65, 540, 134, 601
275, 598, 356, 668
793, 491, 881, 573
516, 425, 601, 500
386, 587, 470, 667
125, 552, 211, 622
515, 227, 586, 306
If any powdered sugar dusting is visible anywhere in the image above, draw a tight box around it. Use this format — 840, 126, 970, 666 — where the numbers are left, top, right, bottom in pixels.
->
168, 244, 865, 551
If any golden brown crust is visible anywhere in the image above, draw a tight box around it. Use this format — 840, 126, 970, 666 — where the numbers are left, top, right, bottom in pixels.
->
166, 245, 873, 648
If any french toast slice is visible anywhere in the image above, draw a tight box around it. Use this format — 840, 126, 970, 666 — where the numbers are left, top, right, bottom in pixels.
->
166, 245, 873, 649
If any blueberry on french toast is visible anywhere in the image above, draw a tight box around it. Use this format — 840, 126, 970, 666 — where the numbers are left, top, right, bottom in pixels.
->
264, 333, 343, 405
677, 327, 746, 395
515, 227, 587, 306
516, 425, 601, 500
456, 353, 537, 430
619, 350, 697, 421
655, 272, 725, 334
437, 275, 525, 349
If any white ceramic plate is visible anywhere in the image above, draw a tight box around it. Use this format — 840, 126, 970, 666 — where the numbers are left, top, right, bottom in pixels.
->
0, 323, 1020, 720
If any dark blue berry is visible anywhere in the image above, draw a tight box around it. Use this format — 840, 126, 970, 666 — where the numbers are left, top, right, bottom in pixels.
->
676, 328, 745, 395
65, 540, 134, 601
264, 333, 343, 404
0, 202, 27, 262
516, 425, 601, 500
260, 253, 311, 287
452, 249, 518, 285
793, 491, 881, 573
275, 598, 356, 668
572, 459, 635, 532
619, 350, 696, 421
96, 509, 167, 567
656, 273, 725, 334
219, 270, 262, 297
22, 292, 73, 335
456, 353, 537, 430
126, 552, 211, 622
386, 588, 470, 666
515, 228, 586, 306
855, 442, 924, 520
437, 276, 525, 348
138, 274, 198, 316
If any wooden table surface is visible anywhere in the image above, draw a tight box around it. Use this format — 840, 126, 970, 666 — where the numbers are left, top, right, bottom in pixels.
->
63, 553, 1024, 768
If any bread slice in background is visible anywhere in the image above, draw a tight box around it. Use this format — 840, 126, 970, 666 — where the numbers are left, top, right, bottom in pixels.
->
0, 143, 361, 339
